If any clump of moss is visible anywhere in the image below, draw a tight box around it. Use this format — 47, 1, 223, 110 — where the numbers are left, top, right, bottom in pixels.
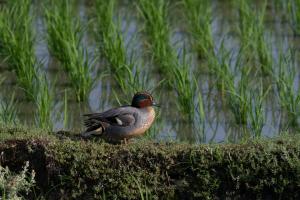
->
0, 128, 299, 199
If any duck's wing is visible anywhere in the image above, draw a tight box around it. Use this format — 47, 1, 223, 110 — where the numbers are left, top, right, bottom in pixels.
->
83, 107, 136, 128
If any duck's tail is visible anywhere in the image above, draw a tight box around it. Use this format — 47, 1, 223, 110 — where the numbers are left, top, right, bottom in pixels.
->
81, 127, 103, 138
81, 119, 107, 138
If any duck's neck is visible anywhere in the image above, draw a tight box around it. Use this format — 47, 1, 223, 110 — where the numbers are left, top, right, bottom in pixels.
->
142, 106, 154, 112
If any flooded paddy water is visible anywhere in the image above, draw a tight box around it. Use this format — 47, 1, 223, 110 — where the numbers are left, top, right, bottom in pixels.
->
1, 0, 300, 143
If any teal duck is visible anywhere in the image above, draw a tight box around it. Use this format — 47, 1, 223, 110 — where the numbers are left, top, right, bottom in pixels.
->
82, 92, 157, 143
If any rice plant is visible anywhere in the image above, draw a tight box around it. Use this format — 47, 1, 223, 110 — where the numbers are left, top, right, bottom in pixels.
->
275, 50, 300, 127
181, 0, 214, 59
172, 53, 198, 119
227, 69, 251, 125
45, 0, 94, 102
94, 0, 126, 90
99, 19, 130, 91
0, 76, 4, 87
207, 43, 235, 93
254, 1, 273, 76
137, 0, 176, 77
137, 0, 200, 121
94, 0, 152, 94
209, 45, 251, 125
222, 65, 266, 135
288, 0, 300, 35
256, 32, 273, 76
34, 76, 54, 130
63, 89, 69, 129
0, 0, 39, 100
249, 88, 267, 137
0, 93, 19, 125
237, 0, 272, 75
94, 0, 115, 48
0, 0, 54, 129
237, 0, 257, 47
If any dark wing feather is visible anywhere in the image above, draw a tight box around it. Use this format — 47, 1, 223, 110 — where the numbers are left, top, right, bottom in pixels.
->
111, 114, 135, 126
84, 107, 136, 129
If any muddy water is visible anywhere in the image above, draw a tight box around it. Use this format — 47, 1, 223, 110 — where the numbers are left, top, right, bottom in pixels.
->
1, 0, 300, 143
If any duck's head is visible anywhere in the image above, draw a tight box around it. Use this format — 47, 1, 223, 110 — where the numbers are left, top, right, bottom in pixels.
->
131, 92, 158, 108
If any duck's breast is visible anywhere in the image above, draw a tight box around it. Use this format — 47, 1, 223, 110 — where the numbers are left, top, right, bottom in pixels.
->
128, 107, 155, 137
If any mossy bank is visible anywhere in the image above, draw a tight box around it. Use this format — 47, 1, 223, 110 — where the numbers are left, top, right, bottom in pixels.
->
0, 127, 299, 199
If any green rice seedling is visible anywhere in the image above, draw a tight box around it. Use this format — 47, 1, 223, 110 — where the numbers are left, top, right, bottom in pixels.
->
63, 89, 69, 129
275, 50, 300, 127
210, 45, 267, 131
288, 0, 300, 35
94, 0, 131, 91
0, 93, 18, 125
236, 0, 272, 75
207, 43, 234, 93
45, 0, 94, 102
137, 0, 176, 77
101, 24, 130, 91
226, 72, 251, 125
172, 50, 198, 120
0, 0, 39, 100
226, 60, 266, 128
256, 32, 273, 76
0, 76, 4, 86
173, 66, 196, 119
195, 91, 206, 142
181, 0, 214, 59
248, 81, 270, 138
209, 45, 252, 125
254, 0, 273, 76
0, 0, 54, 129
121, 52, 166, 95
94, 0, 115, 49
94, 0, 154, 94
237, 0, 256, 47
249, 89, 266, 138
34, 76, 54, 130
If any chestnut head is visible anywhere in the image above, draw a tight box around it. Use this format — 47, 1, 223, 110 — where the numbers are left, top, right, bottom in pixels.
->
131, 92, 158, 108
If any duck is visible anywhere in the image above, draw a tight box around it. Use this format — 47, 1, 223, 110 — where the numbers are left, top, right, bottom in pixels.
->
81, 91, 158, 143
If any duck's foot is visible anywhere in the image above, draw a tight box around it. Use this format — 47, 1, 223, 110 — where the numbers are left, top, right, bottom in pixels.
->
121, 138, 133, 145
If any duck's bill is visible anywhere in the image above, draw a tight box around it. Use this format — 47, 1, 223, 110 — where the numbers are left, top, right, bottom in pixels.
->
152, 102, 160, 107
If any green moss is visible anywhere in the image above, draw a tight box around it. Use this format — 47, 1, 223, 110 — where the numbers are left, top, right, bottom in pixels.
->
0, 127, 300, 199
